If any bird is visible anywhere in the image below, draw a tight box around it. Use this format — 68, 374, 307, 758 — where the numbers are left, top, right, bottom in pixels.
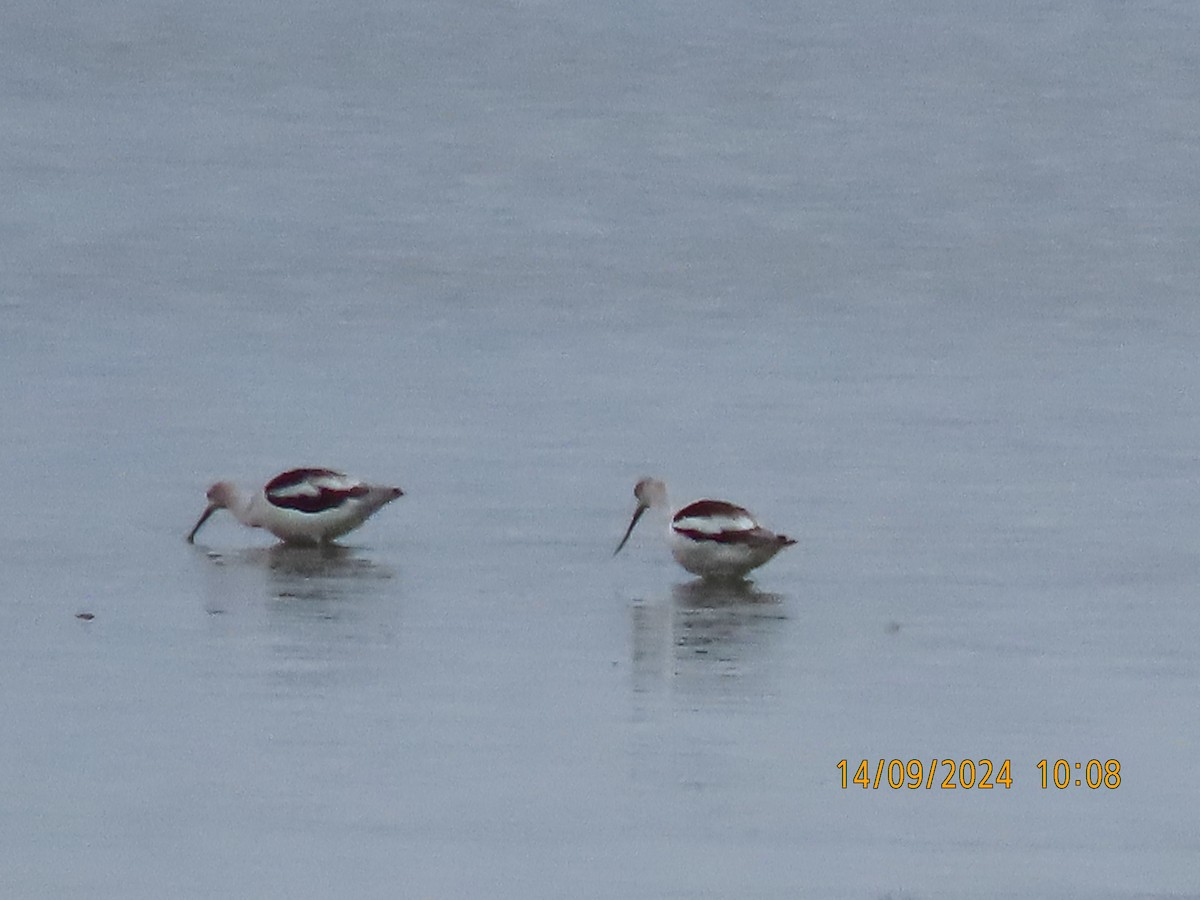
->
186, 468, 403, 545
614, 477, 795, 579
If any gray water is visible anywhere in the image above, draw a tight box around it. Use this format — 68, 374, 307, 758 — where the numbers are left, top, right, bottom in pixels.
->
3, 1, 1199, 897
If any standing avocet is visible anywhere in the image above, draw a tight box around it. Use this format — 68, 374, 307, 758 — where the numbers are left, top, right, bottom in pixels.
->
614, 477, 795, 579
186, 468, 403, 545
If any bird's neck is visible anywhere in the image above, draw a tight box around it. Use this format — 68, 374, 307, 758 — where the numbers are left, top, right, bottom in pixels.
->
227, 488, 263, 528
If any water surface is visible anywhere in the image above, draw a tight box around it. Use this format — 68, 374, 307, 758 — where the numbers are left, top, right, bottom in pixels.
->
3, 1, 1199, 897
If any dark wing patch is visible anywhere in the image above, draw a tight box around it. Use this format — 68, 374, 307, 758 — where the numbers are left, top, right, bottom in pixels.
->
673, 499, 760, 545
672, 499, 794, 547
675, 526, 756, 545
675, 526, 793, 547
672, 499, 752, 522
266, 469, 368, 514
265, 468, 345, 492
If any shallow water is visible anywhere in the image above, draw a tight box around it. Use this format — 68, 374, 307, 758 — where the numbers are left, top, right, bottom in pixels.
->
3, 1, 1200, 897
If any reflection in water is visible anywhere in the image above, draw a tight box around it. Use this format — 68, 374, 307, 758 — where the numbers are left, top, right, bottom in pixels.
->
671, 578, 783, 609
627, 579, 789, 792
629, 579, 786, 697
191, 542, 394, 611
669, 579, 784, 661
189, 542, 401, 691
260, 543, 391, 602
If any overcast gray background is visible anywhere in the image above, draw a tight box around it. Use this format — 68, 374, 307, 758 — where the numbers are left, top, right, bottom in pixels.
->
2, 1, 1199, 897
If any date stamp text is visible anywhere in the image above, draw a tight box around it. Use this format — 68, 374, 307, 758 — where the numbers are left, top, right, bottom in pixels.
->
836, 758, 1122, 790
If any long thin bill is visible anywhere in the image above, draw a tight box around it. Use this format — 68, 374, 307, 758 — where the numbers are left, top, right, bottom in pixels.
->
186, 504, 217, 543
613, 505, 648, 556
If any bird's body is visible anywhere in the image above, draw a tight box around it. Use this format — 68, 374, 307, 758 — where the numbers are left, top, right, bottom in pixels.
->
615, 478, 795, 579
187, 468, 403, 545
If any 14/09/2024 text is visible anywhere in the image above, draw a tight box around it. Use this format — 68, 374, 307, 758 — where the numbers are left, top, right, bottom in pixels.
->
837, 758, 1122, 790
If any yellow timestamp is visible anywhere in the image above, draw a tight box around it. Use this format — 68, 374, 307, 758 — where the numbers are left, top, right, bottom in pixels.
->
836, 758, 1122, 790
838, 758, 1013, 790
1036, 758, 1122, 789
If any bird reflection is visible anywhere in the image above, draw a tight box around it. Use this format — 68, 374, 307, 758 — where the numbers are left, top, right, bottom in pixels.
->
192, 542, 393, 609
669, 579, 784, 656
671, 577, 782, 609
262, 542, 371, 576
629, 578, 786, 698
626, 579, 789, 790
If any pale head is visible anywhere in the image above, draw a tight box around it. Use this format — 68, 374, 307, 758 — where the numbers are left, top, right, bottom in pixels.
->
633, 477, 667, 509
614, 477, 668, 556
186, 481, 239, 543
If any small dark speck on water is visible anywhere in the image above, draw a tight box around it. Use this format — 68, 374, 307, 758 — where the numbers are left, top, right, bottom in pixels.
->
75, 612, 95, 621
885, 621, 902, 634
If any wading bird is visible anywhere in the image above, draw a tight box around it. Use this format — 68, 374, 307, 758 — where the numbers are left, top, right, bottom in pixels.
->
186, 468, 403, 545
614, 477, 795, 579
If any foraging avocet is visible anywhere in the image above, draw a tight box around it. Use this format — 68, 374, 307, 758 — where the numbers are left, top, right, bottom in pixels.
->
614, 477, 795, 579
186, 468, 403, 545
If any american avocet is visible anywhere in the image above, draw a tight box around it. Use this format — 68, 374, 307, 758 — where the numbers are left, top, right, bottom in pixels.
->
186, 468, 403, 545
614, 477, 795, 579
